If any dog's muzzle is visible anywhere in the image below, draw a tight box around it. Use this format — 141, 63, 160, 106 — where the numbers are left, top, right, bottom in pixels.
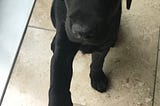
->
71, 23, 96, 40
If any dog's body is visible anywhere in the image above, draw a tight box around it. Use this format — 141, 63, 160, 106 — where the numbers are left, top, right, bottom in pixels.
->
49, 0, 132, 106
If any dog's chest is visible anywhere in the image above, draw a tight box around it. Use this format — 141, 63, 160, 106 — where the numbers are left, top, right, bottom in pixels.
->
79, 42, 114, 54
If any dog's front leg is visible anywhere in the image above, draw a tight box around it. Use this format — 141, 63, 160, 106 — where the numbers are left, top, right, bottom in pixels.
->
90, 48, 110, 93
49, 34, 78, 106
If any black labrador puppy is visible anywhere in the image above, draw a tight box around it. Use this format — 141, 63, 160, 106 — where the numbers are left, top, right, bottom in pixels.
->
49, 0, 132, 106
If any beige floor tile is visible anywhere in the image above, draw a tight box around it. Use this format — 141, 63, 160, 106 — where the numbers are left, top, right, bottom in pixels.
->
29, 0, 54, 30
154, 51, 160, 106
2, 0, 160, 106
1, 27, 55, 106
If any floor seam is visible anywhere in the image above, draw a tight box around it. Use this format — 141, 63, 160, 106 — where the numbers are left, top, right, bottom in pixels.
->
28, 25, 55, 31
152, 27, 160, 106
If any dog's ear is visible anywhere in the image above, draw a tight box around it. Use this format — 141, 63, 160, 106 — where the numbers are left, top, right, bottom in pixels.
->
126, 0, 132, 9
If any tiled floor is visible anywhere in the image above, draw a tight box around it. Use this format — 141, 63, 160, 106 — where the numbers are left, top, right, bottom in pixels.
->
1, 0, 160, 106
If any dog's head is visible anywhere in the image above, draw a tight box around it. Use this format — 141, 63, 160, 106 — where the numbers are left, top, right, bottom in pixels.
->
65, 0, 132, 45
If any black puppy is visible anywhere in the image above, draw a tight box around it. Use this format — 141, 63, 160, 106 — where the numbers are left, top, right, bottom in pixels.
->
49, 0, 132, 106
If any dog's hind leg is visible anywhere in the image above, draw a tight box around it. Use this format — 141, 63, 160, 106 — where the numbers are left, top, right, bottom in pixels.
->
90, 48, 110, 92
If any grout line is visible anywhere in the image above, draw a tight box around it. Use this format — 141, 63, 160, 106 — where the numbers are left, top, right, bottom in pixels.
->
152, 27, 160, 106
28, 25, 56, 31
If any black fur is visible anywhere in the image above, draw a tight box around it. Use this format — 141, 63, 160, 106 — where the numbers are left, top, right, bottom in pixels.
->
49, 0, 131, 105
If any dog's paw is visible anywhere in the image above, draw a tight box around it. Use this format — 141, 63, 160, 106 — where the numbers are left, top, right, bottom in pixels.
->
90, 71, 109, 93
